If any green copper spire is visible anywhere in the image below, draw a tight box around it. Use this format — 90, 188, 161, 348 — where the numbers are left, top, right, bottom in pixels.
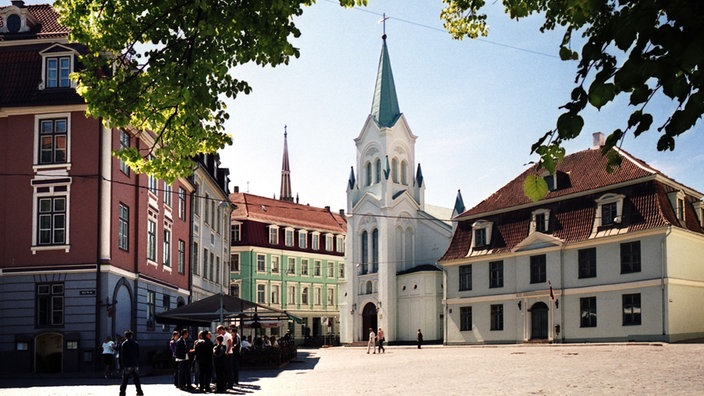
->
371, 35, 401, 128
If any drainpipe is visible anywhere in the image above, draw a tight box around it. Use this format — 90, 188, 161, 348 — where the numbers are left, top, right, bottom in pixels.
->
95, 118, 103, 368
559, 244, 566, 343
661, 225, 672, 338
442, 265, 448, 346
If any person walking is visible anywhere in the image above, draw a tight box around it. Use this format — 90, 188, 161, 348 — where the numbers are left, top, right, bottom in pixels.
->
194, 330, 214, 393
366, 328, 376, 354
417, 329, 423, 349
213, 335, 228, 393
102, 336, 116, 379
118, 330, 144, 396
377, 327, 385, 353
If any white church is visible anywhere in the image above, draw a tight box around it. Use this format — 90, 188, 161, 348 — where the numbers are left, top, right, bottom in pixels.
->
340, 34, 457, 343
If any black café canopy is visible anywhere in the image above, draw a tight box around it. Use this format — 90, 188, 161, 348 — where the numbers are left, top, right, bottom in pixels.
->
155, 293, 302, 327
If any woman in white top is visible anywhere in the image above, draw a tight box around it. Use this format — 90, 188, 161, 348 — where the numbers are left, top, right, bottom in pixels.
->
101, 336, 116, 378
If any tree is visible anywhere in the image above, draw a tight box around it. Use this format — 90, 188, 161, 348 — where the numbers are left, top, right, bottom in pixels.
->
56, 0, 314, 180
440, 0, 704, 200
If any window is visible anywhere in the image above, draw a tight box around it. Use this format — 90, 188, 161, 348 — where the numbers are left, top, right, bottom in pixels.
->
312, 232, 320, 250
620, 241, 641, 274
298, 231, 307, 249
580, 297, 597, 328
163, 294, 171, 310
595, 194, 625, 227
285, 228, 294, 247
38, 118, 68, 164
147, 219, 157, 261
271, 256, 280, 273
459, 265, 472, 291
193, 185, 200, 216
327, 288, 335, 306
365, 161, 372, 186
366, 281, 373, 294
325, 234, 334, 251
215, 257, 221, 283
192, 241, 200, 275
375, 158, 381, 183
117, 203, 129, 251
372, 229, 379, 273
178, 188, 186, 220
34, 185, 69, 248
677, 197, 685, 221
269, 226, 279, 245
231, 253, 240, 272
339, 262, 345, 278
146, 291, 155, 330
489, 261, 503, 288
163, 229, 171, 267
392, 157, 398, 183
301, 259, 309, 276
163, 182, 172, 206
530, 255, 547, 284
535, 213, 546, 232
287, 257, 296, 274
460, 306, 472, 331
531, 209, 550, 233
490, 304, 504, 331
230, 284, 240, 297
602, 202, 617, 226
202, 248, 209, 279
622, 293, 641, 326
361, 231, 368, 275
177, 240, 185, 274
315, 287, 322, 305
257, 254, 266, 272
301, 287, 309, 305
271, 285, 280, 304
36, 283, 64, 326
474, 228, 487, 246
45, 56, 71, 88
578, 248, 597, 278
257, 284, 266, 304
119, 130, 130, 175
232, 223, 241, 242
147, 175, 157, 195
288, 286, 296, 306
471, 220, 492, 249
336, 235, 345, 253
314, 260, 322, 277
401, 160, 408, 185
210, 251, 215, 280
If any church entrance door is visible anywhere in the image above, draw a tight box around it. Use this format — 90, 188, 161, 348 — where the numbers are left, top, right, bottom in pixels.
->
530, 302, 549, 340
361, 303, 378, 341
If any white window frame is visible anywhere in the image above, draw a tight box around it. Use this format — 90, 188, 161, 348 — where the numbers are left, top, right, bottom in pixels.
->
470, 220, 493, 250
232, 222, 242, 242
230, 253, 240, 273
314, 287, 322, 306
668, 190, 687, 222
39, 45, 77, 90
338, 262, 345, 279
163, 226, 172, 268
288, 285, 297, 307
271, 283, 281, 305
269, 225, 279, 245
271, 255, 280, 273
257, 254, 266, 272
163, 181, 172, 207
301, 259, 309, 276
311, 232, 320, 250
256, 283, 267, 304
287, 257, 296, 274
146, 215, 157, 264
530, 208, 551, 234
325, 233, 334, 251
314, 260, 322, 277
336, 235, 345, 253
298, 230, 308, 249
285, 227, 294, 247
32, 181, 71, 252
33, 113, 71, 170
595, 193, 625, 227
119, 130, 130, 175
327, 287, 335, 306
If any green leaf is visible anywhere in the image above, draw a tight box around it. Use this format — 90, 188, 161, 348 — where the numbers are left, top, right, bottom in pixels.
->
588, 83, 616, 109
556, 112, 584, 139
605, 149, 623, 173
523, 174, 549, 202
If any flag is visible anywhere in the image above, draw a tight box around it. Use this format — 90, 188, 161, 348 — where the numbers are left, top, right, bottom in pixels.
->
548, 280, 555, 301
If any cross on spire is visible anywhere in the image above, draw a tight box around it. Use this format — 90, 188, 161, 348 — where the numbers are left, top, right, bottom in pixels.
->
379, 13, 390, 40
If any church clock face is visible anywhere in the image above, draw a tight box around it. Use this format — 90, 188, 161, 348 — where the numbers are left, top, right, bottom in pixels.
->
7, 14, 21, 33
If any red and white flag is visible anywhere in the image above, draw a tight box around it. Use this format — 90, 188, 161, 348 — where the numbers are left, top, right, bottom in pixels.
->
548, 280, 555, 301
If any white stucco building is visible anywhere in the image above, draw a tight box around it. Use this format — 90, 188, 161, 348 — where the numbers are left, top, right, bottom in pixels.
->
441, 134, 704, 344
340, 34, 453, 343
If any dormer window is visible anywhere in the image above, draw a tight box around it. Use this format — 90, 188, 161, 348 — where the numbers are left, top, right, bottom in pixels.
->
268, 225, 279, 245
39, 45, 78, 90
695, 201, 704, 227
543, 174, 556, 192
530, 209, 550, 233
668, 190, 687, 222
471, 220, 493, 249
595, 194, 625, 227
284, 227, 294, 247
1, 5, 37, 34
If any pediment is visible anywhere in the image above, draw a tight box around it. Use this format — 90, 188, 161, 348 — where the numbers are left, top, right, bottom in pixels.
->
512, 232, 564, 252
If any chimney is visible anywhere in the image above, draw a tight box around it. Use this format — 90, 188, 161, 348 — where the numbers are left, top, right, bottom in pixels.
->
339, 209, 345, 217
233, 186, 239, 193
325, 206, 330, 212
11, 1, 26, 8
592, 132, 605, 149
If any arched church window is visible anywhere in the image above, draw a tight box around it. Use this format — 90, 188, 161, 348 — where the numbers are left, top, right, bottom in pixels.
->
361, 231, 368, 275
392, 158, 399, 183
401, 160, 408, 185
374, 158, 381, 183
366, 281, 373, 294
365, 162, 372, 186
372, 229, 379, 273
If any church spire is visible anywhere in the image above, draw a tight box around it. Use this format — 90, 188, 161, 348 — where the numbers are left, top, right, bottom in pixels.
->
280, 126, 293, 202
371, 28, 401, 128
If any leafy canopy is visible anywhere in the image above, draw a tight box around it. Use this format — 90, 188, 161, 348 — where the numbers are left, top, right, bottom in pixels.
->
55, 0, 316, 181
441, 0, 704, 200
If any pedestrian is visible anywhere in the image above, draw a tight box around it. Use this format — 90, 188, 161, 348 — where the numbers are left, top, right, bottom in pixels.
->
216, 324, 233, 388
102, 336, 116, 379
367, 327, 376, 354
417, 329, 423, 349
194, 330, 214, 393
168, 330, 179, 387
377, 327, 385, 353
118, 330, 144, 396
174, 329, 192, 390
213, 335, 228, 393
230, 325, 242, 387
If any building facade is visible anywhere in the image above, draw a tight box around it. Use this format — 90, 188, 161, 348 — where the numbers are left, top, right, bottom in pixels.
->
229, 192, 346, 344
441, 134, 704, 344
190, 154, 232, 302
0, 2, 192, 373
340, 35, 453, 344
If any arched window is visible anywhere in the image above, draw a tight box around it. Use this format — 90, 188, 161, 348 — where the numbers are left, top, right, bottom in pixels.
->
374, 158, 381, 183
361, 231, 368, 275
401, 160, 408, 185
366, 281, 373, 294
365, 162, 372, 186
372, 229, 379, 273
392, 158, 399, 183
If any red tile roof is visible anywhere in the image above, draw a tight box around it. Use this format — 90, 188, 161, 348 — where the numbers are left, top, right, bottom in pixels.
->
229, 193, 346, 234
0, 4, 68, 40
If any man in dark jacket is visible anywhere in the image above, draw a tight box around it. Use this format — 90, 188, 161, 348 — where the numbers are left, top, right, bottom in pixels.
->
174, 329, 191, 390
119, 330, 144, 396
194, 330, 214, 393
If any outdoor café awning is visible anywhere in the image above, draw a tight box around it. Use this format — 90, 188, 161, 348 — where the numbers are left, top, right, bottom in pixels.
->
155, 293, 303, 327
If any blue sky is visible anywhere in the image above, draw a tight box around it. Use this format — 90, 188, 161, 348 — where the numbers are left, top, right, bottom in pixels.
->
26, 0, 703, 213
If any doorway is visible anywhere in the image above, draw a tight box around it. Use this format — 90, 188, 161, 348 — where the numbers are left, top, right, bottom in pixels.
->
361, 302, 377, 341
35, 333, 63, 373
530, 302, 549, 340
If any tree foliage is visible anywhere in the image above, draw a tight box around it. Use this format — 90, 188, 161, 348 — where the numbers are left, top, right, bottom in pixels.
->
440, 0, 704, 200
55, 0, 314, 181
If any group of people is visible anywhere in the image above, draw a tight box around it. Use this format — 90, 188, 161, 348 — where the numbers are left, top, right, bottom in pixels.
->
169, 324, 242, 393
366, 327, 386, 354
101, 331, 144, 396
